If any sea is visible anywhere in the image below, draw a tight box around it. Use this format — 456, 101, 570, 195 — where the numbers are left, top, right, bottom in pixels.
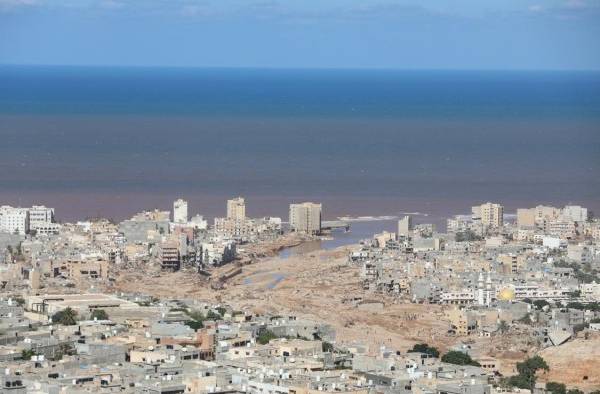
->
0, 66, 599, 232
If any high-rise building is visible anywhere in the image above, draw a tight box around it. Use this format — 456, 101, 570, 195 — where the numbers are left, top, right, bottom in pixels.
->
397, 215, 412, 237
473, 202, 503, 228
289, 202, 322, 235
562, 205, 588, 223
173, 199, 188, 224
227, 197, 246, 221
0, 206, 30, 235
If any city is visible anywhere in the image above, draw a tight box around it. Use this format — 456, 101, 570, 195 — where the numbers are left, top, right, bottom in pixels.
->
1, 198, 599, 393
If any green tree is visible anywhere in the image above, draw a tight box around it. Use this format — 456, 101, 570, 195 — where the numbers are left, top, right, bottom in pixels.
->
533, 300, 550, 310
21, 349, 36, 360
498, 320, 509, 333
52, 307, 78, 326
566, 302, 585, 310
546, 382, 566, 394
257, 329, 278, 345
216, 306, 227, 316
508, 355, 549, 390
441, 351, 480, 366
567, 389, 584, 394
206, 310, 222, 321
410, 343, 440, 357
322, 341, 334, 353
185, 320, 204, 330
90, 309, 109, 320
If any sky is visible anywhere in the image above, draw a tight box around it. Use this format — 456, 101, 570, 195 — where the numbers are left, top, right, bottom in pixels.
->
0, 0, 599, 70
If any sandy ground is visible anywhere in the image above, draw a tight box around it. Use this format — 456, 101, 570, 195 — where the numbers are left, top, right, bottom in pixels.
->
537, 333, 600, 390
108, 244, 600, 389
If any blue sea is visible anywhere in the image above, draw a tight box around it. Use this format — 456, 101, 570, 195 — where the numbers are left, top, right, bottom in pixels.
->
0, 66, 599, 226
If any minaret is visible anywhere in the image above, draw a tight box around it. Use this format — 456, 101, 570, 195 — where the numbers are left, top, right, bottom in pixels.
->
477, 272, 485, 306
485, 273, 492, 306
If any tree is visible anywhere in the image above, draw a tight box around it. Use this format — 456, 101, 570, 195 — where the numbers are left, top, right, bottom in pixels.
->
507, 355, 549, 390
441, 351, 480, 366
410, 343, 440, 357
498, 320, 509, 334
21, 349, 36, 360
90, 309, 109, 320
206, 310, 222, 321
322, 342, 334, 353
52, 307, 78, 326
185, 320, 204, 330
566, 302, 585, 310
257, 329, 278, 345
567, 389, 584, 394
533, 300, 550, 310
546, 382, 566, 394
183, 310, 206, 331
216, 306, 227, 316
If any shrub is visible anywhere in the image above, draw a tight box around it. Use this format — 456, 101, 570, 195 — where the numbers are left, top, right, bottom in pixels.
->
441, 351, 480, 366
90, 309, 109, 320
410, 343, 440, 357
52, 307, 78, 326
546, 382, 566, 394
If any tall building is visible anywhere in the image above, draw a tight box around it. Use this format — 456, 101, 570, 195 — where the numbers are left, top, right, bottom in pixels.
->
473, 202, 503, 229
0, 206, 29, 235
227, 197, 246, 221
397, 215, 412, 237
173, 199, 188, 224
562, 205, 588, 223
289, 202, 322, 235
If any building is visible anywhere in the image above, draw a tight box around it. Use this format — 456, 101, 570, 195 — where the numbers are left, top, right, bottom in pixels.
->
28, 205, 55, 231
289, 202, 322, 235
173, 199, 188, 224
473, 202, 503, 229
227, 197, 246, 221
397, 216, 412, 237
562, 205, 588, 223
160, 240, 181, 271
516, 208, 535, 229
0, 206, 30, 235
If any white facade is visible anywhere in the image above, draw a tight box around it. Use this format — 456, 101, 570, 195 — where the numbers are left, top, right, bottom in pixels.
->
398, 215, 412, 237
173, 199, 188, 224
289, 202, 322, 235
28, 205, 55, 231
562, 205, 588, 223
0, 206, 30, 235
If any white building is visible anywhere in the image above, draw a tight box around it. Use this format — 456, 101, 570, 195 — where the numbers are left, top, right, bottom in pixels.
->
28, 205, 55, 231
398, 215, 412, 237
189, 214, 208, 230
562, 205, 588, 223
289, 202, 322, 235
173, 199, 188, 224
227, 197, 246, 221
0, 206, 30, 235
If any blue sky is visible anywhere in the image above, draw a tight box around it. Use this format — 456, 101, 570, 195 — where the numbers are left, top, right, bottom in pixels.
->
1, 0, 599, 69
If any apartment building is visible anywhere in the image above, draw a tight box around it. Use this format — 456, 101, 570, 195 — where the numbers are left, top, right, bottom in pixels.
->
473, 202, 503, 229
227, 197, 246, 221
173, 199, 188, 224
289, 202, 322, 235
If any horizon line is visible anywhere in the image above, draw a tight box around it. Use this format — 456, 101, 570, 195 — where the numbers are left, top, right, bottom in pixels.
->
1, 63, 600, 73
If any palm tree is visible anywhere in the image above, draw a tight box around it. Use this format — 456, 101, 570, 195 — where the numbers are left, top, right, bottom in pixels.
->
53, 307, 78, 326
